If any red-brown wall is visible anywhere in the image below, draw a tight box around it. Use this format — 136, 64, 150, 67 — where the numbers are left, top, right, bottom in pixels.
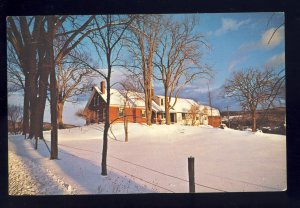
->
88, 91, 147, 124
88, 92, 106, 123
208, 116, 221, 128
108, 106, 147, 123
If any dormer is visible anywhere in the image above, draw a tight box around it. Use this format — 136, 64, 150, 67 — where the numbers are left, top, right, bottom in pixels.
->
160, 98, 164, 106
153, 96, 169, 107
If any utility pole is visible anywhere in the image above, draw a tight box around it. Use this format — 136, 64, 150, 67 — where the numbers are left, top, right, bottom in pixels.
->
226, 106, 230, 128
207, 83, 213, 126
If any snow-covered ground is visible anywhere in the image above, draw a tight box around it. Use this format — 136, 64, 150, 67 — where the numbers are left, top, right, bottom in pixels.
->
8, 123, 286, 195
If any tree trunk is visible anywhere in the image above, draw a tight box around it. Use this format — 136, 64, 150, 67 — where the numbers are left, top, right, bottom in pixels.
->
35, 64, 50, 138
50, 66, 58, 159
144, 87, 152, 126
143, 68, 152, 126
24, 42, 38, 139
164, 88, 170, 125
146, 94, 152, 125
22, 75, 30, 136
252, 109, 257, 132
48, 18, 58, 159
165, 107, 170, 125
125, 117, 128, 142
101, 79, 110, 176
57, 102, 65, 129
102, 120, 109, 175
28, 70, 38, 139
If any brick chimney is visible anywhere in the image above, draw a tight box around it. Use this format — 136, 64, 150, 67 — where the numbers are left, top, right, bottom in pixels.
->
101, 81, 106, 94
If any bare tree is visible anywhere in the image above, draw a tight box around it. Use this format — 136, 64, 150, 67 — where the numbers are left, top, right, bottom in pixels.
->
125, 15, 162, 125
186, 104, 200, 126
7, 15, 97, 159
7, 16, 44, 137
8, 105, 23, 134
266, 13, 284, 45
7, 44, 24, 93
86, 15, 135, 175
49, 15, 96, 159
224, 67, 282, 132
258, 68, 285, 127
56, 52, 95, 129
118, 75, 143, 142
154, 16, 211, 125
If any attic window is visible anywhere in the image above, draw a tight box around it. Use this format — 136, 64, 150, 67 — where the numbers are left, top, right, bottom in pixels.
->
97, 110, 100, 121
119, 107, 124, 117
141, 110, 146, 118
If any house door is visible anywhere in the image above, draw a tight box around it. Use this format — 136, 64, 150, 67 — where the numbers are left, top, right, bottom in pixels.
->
170, 113, 176, 123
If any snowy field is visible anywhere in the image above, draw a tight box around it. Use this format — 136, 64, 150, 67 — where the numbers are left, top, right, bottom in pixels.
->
8, 123, 286, 195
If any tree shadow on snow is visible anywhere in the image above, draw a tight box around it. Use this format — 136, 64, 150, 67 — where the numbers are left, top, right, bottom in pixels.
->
8, 135, 152, 195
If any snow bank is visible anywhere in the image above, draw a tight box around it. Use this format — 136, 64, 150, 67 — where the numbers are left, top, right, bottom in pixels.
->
9, 148, 75, 195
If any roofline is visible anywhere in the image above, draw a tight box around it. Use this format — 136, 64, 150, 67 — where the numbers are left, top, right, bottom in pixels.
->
85, 87, 220, 114
83, 88, 97, 113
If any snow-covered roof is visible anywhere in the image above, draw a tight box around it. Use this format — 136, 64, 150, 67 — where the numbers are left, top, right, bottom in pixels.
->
152, 101, 164, 112
155, 95, 220, 116
85, 86, 220, 116
95, 86, 146, 107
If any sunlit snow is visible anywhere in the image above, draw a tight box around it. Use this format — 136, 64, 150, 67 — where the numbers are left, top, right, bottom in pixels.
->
8, 123, 286, 194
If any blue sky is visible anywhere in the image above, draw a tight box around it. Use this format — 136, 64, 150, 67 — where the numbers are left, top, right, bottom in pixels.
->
159, 12, 285, 110
195, 12, 284, 87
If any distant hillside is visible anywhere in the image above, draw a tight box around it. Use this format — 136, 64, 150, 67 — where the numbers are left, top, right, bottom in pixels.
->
220, 107, 286, 135
188, 86, 285, 112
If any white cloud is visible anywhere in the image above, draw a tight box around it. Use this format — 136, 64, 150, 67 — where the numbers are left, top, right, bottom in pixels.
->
261, 26, 284, 49
91, 67, 132, 88
227, 56, 248, 72
215, 18, 251, 36
240, 26, 285, 52
228, 60, 241, 72
265, 52, 285, 68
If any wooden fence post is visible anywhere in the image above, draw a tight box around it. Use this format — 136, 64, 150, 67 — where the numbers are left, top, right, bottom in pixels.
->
188, 156, 195, 193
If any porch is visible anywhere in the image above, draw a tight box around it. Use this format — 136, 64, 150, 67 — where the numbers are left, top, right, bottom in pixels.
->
151, 111, 177, 124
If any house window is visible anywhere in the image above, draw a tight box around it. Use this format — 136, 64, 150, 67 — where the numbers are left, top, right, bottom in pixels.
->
119, 107, 124, 117
94, 95, 99, 107
182, 113, 186, 119
141, 110, 146, 118
161, 98, 164, 106
97, 110, 100, 121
